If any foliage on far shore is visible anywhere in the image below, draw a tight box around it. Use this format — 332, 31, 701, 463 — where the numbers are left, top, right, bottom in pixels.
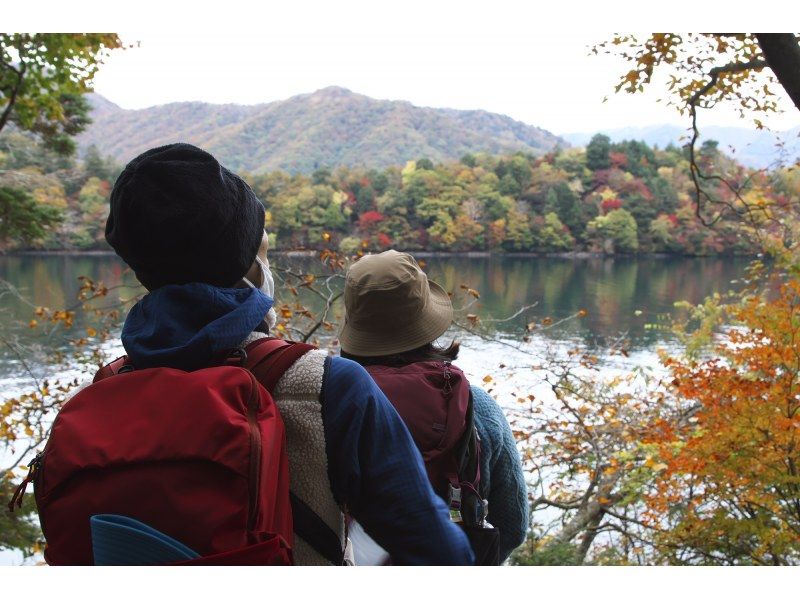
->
2, 131, 796, 256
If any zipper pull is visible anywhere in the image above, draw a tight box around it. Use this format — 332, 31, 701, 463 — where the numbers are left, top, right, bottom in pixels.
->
442, 362, 453, 397
7, 453, 42, 513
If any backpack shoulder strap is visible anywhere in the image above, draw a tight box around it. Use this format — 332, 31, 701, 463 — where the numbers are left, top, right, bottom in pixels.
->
454, 390, 481, 488
245, 338, 345, 564
244, 338, 316, 393
289, 492, 346, 565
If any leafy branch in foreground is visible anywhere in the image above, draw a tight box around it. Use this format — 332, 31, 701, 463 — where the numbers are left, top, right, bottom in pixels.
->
595, 33, 800, 240
1, 34, 126, 155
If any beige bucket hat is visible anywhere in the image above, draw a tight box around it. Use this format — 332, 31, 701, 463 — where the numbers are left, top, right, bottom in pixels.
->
339, 250, 454, 357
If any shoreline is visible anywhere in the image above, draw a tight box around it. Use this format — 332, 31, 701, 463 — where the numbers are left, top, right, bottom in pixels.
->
6, 249, 759, 259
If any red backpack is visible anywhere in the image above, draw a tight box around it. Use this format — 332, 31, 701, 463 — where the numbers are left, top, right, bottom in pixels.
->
8, 338, 330, 565
366, 361, 500, 565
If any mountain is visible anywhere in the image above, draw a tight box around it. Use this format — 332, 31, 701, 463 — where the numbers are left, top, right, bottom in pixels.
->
562, 124, 800, 169
77, 87, 565, 173
85, 93, 124, 119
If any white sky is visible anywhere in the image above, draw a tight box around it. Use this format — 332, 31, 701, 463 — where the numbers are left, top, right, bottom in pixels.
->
9, 1, 800, 135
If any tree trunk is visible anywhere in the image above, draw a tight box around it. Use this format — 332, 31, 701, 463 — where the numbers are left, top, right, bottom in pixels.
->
0, 62, 25, 135
756, 34, 800, 113
576, 510, 605, 564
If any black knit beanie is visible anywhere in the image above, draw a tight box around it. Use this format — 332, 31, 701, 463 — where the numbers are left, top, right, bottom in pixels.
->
105, 143, 265, 290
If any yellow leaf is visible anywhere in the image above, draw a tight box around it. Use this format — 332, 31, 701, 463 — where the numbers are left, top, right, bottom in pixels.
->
482, 375, 493, 384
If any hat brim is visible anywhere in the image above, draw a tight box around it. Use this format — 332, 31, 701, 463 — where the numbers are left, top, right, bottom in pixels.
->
339, 280, 454, 357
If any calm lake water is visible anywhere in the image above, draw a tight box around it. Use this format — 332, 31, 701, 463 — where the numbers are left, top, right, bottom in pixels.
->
0, 252, 753, 387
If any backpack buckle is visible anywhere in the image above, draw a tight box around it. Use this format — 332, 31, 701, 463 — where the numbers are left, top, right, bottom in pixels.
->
225, 348, 248, 365
447, 484, 462, 523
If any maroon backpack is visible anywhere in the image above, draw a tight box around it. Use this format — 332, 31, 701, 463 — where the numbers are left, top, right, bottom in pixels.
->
8, 338, 343, 565
366, 361, 500, 565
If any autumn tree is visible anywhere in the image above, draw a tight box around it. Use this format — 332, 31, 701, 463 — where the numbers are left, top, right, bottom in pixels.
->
511, 361, 678, 565
634, 275, 800, 565
595, 33, 800, 228
1, 34, 124, 156
523, 31, 800, 567
586, 208, 639, 253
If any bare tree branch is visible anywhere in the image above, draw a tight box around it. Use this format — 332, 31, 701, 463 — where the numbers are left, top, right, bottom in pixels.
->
686, 58, 768, 227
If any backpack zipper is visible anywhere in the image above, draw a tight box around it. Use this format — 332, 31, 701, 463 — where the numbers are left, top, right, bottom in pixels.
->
245, 370, 262, 531
7, 452, 43, 512
442, 361, 453, 397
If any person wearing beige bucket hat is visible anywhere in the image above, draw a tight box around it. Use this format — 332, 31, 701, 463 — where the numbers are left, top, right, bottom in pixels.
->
340, 250, 529, 565
339, 250, 454, 356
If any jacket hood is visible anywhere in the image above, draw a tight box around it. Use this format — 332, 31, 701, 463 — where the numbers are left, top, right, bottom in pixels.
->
121, 282, 273, 371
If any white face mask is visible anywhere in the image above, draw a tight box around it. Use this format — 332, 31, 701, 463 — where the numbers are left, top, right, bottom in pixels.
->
242, 255, 277, 331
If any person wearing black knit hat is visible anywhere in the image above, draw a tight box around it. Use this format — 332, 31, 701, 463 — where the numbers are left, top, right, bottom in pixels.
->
93, 143, 474, 566
106, 143, 265, 290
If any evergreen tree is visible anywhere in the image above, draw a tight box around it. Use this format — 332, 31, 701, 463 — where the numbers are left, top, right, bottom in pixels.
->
545, 182, 583, 237
586, 134, 611, 171
311, 167, 331, 185
416, 157, 434, 171
83, 145, 111, 180
460, 153, 477, 167
0, 186, 63, 248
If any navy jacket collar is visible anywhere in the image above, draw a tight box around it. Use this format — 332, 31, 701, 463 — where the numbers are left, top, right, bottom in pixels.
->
121, 282, 273, 371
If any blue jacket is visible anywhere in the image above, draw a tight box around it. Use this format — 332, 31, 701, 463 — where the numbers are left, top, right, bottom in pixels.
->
122, 283, 473, 565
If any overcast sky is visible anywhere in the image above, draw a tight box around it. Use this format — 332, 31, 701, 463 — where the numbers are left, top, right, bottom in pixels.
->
13, 2, 800, 136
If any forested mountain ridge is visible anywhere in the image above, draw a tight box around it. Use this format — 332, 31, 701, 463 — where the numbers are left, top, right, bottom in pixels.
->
5, 125, 796, 257
77, 87, 565, 173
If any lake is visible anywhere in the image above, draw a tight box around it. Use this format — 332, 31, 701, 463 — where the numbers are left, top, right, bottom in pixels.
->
0, 253, 753, 387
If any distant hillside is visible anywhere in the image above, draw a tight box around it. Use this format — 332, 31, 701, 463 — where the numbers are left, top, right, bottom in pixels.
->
78, 87, 565, 173
562, 124, 800, 169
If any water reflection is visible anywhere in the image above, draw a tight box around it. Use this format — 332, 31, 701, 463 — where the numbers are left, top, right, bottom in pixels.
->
0, 253, 752, 381
417, 255, 750, 347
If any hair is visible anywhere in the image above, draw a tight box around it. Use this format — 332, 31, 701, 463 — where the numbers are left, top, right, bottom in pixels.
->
341, 340, 460, 367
